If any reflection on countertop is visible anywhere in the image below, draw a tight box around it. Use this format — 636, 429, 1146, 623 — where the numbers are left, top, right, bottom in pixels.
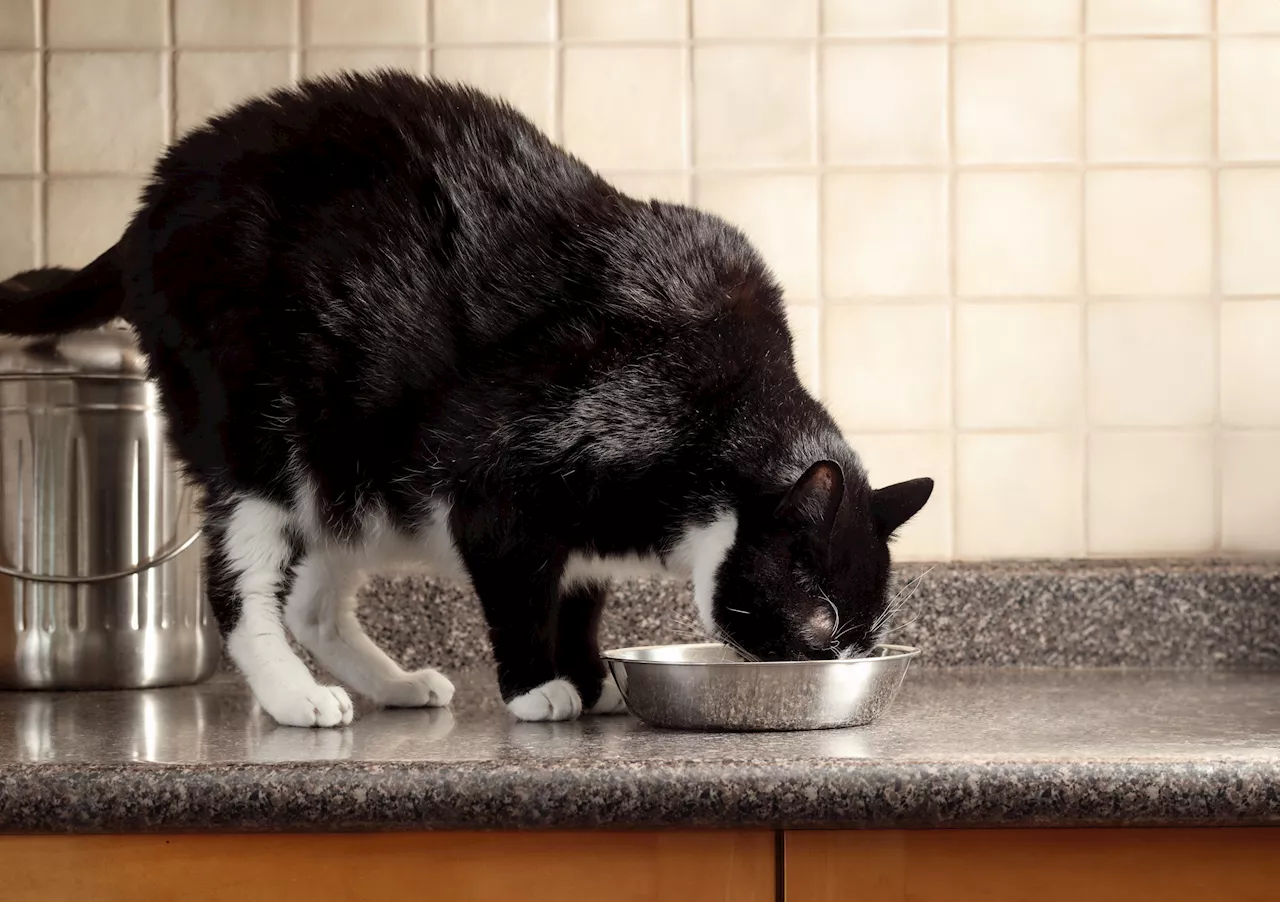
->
2, 668, 1278, 832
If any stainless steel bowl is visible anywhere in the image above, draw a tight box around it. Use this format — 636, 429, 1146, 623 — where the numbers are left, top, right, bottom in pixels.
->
603, 642, 920, 732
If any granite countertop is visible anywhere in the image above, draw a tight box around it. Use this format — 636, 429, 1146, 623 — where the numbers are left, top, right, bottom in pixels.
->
3, 667, 1278, 833
356, 561, 1280, 673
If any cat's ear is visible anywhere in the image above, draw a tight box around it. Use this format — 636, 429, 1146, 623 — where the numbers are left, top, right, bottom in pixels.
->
775, 460, 845, 540
871, 478, 934, 537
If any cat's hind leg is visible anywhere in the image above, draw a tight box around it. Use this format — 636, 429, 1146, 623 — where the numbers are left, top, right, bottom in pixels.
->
207, 494, 353, 728
283, 549, 455, 709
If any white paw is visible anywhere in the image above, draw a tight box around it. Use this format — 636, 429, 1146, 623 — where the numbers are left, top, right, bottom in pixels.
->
585, 675, 628, 715
375, 668, 456, 708
261, 684, 354, 728
506, 678, 582, 722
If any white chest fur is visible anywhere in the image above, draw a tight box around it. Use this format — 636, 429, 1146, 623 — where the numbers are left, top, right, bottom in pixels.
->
560, 511, 738, 632
357, 500, 738, 637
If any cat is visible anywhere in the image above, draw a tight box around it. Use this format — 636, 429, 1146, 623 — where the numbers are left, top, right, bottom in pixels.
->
0, 72, 933, 728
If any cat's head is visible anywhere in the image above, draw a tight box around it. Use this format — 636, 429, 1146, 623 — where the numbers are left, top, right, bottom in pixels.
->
711, 461, 932, 661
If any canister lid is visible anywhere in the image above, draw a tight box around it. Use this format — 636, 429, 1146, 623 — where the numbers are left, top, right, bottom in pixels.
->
0, 267, 149, 378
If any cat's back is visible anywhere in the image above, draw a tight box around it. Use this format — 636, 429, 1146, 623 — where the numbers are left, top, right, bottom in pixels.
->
158, 71, 569, 190
126, 69, 613, 346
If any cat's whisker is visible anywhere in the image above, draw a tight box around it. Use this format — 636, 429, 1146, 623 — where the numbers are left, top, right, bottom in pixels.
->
832, 622, 860, 643
880, 614, 919, 638
713, 628, 759, 663
872, 567, 933, 633
819, 591, 841, 645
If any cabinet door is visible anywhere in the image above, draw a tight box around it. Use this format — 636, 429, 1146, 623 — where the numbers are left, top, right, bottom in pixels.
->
784, 828, 1280, 902
0, 831, 776, 902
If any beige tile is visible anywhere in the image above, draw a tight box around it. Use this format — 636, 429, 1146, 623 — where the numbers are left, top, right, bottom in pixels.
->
822, 44, 947, 165
1220, 169, 1280, 295
954, 42, 1079, 164
433, 0, 553, 42
0, 0, 36, 48
1222, 432, 1280, 551
1087, 300, 1216, 427
694, 0, 816, 38
47, 52, 164, 174
603, 173, 690, 204
1220, 0, 1280, 32
1086, 40, 1211, 162
824, 173, 948, 297
823, 304, 951, 431
956, 433, 1084, 558
562, 47, 684, 170
305, 0, 426, 46
46, 178, 142, 266
1087, 432, 1215, 554
1088, 0, 1211, 33
48, 0, 165, 47
305, 48, 424, 79
822, 0, 946, 36
955, 172, 1080, 296
0, 52, 37, 174
696, 175, 818, 299
176, 51, 293, 135
1085, 170, 1212, 295
1219, 39, 1280, 161
784, 303, 821, 396
0, 179, 36, 274
434, 48, 554, 134
175, 0, 296, 46
694, 46, 813, 168
956, 303, 1083, 429
1221, 301, 1280, 426
848, 433, 953, 560
562, 0, 686, 40
955, 0, 1080, 35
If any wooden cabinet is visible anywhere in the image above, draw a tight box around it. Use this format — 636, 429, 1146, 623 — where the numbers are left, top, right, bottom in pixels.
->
0, 831, 776, 902
7, 827, 1278, 901
782, 828, 1280, 902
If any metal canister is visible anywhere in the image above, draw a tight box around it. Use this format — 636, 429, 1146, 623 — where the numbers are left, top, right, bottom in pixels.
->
0, 290, 216, 689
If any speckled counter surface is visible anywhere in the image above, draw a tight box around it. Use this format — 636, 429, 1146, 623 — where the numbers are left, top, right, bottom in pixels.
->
354, 559, 1280, 673
3, 668, 1278, 833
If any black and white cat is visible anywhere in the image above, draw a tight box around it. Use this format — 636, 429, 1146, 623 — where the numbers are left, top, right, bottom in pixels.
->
0, 72, 932, 727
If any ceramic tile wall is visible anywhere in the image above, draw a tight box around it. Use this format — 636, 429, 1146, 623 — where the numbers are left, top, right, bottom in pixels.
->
1, 0, 1278, 560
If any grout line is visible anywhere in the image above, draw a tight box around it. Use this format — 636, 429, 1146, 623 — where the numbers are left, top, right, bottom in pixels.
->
292, 0, 303, 81
25, 34, 1256, 52
1210, 0, 1224, 552
34, 0, 46, 267
848, 425, 1237, 436
10, 159, 1280, 175
421, 0, 430, 75
552, 0, 563, 144
13, 160, 1278, 176
945, 0, 959, 560
1079, 0, 1091, 556
811, 0, 824, 401
682, 0, 694, 193
424, 0, 434, 76
12, 160, 1278, 175
163, 0, 175, 143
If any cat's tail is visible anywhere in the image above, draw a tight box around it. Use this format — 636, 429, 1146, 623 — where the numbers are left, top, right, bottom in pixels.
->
0, 247, 124, 336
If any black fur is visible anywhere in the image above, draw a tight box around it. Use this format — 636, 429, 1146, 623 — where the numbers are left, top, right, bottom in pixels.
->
0, 72, 932, 718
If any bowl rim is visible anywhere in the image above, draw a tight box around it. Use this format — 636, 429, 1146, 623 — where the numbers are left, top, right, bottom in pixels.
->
601, 641, 921, 666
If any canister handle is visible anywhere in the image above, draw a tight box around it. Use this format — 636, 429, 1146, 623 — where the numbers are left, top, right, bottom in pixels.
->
0, 528, 202, 585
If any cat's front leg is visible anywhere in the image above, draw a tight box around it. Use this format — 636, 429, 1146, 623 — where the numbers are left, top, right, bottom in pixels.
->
456, 534, 581, 721
556, 581, 626, 715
